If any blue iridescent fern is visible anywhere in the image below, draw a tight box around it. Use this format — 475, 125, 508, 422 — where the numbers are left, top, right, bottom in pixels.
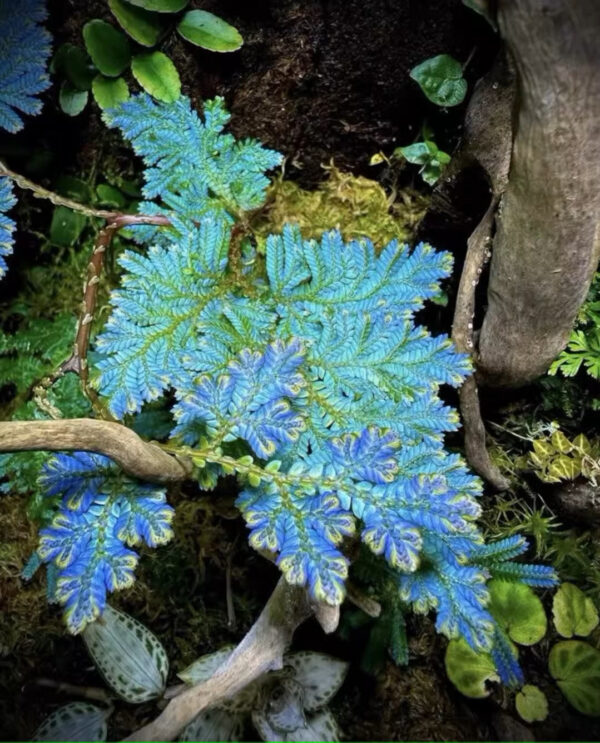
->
0, 0, 51, 279
0, 0, 51, 133
103, 94, 282, 241
36, 452, 174, 633
33, 93, 556, 651
0, 177, 16, 279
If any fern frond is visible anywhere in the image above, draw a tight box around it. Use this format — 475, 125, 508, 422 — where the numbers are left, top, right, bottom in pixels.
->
37, 452, 174, 633
485, 561, 557, 587
104, 95, 282, 236
490, 625, 524, 688
397, 555, 495, 652
94, 220, 234, 417
173, 339, 306, 457
0, 0, 51, 133
468, 535, 528, 564
0, 176, 16, 278
237, 485, 354, 604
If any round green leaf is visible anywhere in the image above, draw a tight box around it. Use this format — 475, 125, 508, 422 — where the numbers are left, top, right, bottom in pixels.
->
126, 0, 188, 11
50, 205, 87, 246
83, 20, 131, 77
553, 582, 599, 638
131, 51, 181, 103
397, 142, 431, 166
59, 81, 88, 117
549, 640, 600, 716
515, 684, 549, 723
52, 43, 95, 90
488, 579, 547, 646
109, 0, 164, 47
177, 10, 243, 52
410, 54, 467, 107
96, 184, 127, 209
445, 637, 499, 698
92, 75, 130, 110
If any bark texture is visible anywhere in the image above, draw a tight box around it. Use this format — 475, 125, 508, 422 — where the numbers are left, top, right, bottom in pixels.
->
0, 420, 190, 482
477, 0, 600, 387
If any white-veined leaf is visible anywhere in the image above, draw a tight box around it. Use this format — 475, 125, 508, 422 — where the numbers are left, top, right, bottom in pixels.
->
33, 702, 109, 742
83, 604, 168, 702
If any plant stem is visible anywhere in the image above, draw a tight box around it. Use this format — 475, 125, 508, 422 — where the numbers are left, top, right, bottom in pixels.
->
0, 160, 118, 220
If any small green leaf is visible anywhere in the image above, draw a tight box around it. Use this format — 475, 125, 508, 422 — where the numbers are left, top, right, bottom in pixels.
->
108, 0, 164, 47
532, 439, 555, 458
59, 81, 88, 116
126, 0, 188, 11
52, 43, 95, 90
92, 75, 130, 110
56, 175, 92, 203
83, 604, 169, 703
285, 651, 349, 711
488, 579, 547, 646
96, 183, 127, 208
410, 54, 468, 107
573, 433, 592, 455
445, 637, 499, 698
178, 646, 234, 685
177, 10, 243, 52
397, 142, 431, 166
515, 685, 549, 723
83, 20, 131, 77
549, 641, 600, 716
553, 583, 599, 638
462, 0, 498, 30
551, 430, 573, 453
50, 205, 86, 247
33, 702, 109, 742
548, 455, 581, 481
180, 709, 245, 743
131, 51, 181, 103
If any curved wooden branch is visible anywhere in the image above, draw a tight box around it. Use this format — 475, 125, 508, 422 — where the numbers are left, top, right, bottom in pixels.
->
450, 56, 513, 491
0, 419, 190, 483
124, 578, 332, 742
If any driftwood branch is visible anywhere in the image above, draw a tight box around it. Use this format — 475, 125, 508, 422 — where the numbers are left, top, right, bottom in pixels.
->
450, 54, 514, 490
453, 203, 509, 491
124, 578, 335, 742
0, 419, 189, 483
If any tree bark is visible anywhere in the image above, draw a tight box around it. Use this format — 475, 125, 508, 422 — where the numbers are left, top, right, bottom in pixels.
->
477, 0, 600, 387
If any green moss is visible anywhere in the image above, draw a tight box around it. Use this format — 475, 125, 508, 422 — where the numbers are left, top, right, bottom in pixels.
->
252, 164, 429, 250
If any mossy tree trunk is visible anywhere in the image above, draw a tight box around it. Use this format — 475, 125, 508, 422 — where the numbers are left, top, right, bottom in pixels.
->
477, 0, 600, 387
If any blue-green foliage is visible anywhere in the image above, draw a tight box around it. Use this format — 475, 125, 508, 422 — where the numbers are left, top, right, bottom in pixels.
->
0, 0, 51, 133
35, 94, 556, 655
0, 176, 16, 278
468, 535, 554, 684
0, 0, 51, 278
103, 95, 282, 241
36, 452, 174, 633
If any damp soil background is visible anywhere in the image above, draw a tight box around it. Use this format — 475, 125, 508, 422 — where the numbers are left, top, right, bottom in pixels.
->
0, 1, 579, 741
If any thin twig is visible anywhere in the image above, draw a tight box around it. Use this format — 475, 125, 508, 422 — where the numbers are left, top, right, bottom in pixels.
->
0, 160, 118, 220
31, 678, 112, 704
60, 213, 171, 389
224, 538, 238, 631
